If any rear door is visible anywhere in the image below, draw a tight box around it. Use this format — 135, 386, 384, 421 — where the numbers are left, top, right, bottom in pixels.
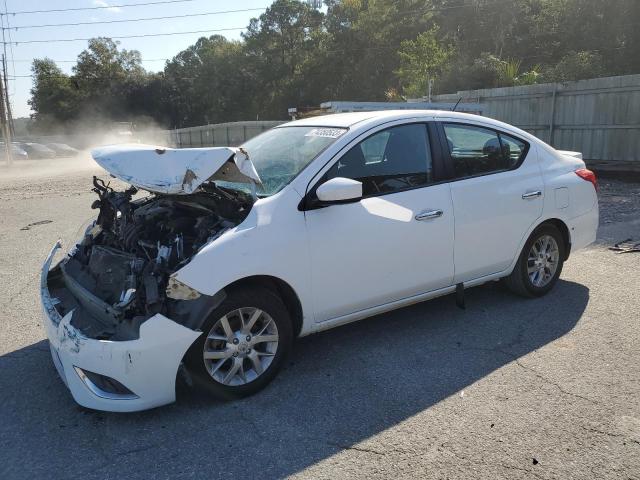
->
440, 122, 544, 283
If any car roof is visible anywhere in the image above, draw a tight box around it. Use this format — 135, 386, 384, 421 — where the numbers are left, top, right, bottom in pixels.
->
285, 111, 383, 127
282, 109, 539, 143
283, 109, 498, 127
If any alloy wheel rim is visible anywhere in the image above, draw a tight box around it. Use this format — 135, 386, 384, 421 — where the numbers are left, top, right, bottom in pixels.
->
203, 307, 278, 386
527, 234, 560, 288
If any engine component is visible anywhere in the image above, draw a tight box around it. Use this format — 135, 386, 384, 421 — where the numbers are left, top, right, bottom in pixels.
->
62, 178, 252, 322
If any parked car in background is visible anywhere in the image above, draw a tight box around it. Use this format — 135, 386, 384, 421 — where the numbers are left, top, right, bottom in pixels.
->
18, 142, 57, 159
40, 110, 599, 412
0, 142, 28, 160
46, 143, 79, 157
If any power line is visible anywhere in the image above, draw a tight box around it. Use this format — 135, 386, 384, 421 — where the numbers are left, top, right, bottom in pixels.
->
4, 0, 509, 26
3, 26, 248, 44
7, 7, 269, 30
0, 0, 510, 44
1, 0, 629, 17
3, 0, 635, 50
10, 58, 170, 63
2, 0, 201, 16
3, 0, 498, 30
5, 0, 634, 46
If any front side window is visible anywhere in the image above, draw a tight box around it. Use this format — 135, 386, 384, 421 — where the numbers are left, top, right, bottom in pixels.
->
444, 123, 528, 178
324, 124, 433, 196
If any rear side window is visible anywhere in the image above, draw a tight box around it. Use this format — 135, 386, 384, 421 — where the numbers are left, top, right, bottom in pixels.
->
443, 123, 528, 178
324, 124, 433, 196
499, 133, 527, 168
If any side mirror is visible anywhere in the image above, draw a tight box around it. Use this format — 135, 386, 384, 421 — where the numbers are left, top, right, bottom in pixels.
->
316, 177, 363, 203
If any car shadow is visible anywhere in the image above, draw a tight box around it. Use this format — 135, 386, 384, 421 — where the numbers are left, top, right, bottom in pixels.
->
0, 279, 589, 479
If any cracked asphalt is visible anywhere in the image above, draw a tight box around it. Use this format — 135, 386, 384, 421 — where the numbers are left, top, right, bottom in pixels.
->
1, 159, 639, 479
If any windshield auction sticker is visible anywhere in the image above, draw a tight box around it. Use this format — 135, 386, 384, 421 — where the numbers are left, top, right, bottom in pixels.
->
305, 128, 346, 138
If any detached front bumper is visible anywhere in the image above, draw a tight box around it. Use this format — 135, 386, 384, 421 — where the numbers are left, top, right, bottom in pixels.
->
41, 242, 201, 412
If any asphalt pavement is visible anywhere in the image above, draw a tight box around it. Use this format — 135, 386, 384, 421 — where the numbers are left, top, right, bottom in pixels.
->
1, 159, 639, 479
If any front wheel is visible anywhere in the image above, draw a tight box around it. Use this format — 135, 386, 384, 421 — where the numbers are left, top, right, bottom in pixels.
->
503, 224, 565, 297
184, 285, 293, 399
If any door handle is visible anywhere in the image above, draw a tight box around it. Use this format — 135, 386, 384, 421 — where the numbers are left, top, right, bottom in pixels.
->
522, 190, 542, 200
415, 209, 443, 221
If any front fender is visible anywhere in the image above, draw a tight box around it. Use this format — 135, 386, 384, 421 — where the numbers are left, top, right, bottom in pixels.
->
172, 187, 314, 331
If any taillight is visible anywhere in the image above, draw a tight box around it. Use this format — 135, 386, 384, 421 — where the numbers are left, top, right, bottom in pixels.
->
575, 168, 597, 192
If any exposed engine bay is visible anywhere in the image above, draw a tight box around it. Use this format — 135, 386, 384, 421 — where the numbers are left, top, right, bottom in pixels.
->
47, 176, 253, 340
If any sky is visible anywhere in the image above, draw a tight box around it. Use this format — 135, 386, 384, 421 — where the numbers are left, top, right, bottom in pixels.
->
4, 0, 276, 117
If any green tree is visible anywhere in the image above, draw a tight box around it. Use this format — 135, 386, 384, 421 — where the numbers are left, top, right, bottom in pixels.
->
28, 59, 80, 132
163, 35, 254, 127
543, 50, 604, 82
29, 38, 164, 132
396, 28, 452, 98
27, 0, 640, 130
242, 0, 326, 118
320, 0, 436, 102
72, 37, 147, 124
74, 37, 145, 82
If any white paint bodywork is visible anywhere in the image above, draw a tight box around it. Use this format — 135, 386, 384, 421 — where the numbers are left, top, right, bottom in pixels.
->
438, 118, 546, 282
174, 111, 598, 336
316, 177, 363, 202
47, 312, 200, 412
306, 183, 455, 321
41, 243, 201, 411
91, 144, 261, 194
42, 110, 598, 411
557, 150, 583, 160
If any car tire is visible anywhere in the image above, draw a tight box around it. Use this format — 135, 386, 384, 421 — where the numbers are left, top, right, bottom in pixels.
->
503, 223, 566, 298
184, 285, 293, 400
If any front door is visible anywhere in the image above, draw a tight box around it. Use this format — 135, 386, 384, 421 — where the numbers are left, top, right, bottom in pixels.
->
304, 123, 455, 322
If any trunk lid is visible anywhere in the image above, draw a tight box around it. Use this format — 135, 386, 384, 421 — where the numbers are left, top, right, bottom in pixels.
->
556, 150, 583, 160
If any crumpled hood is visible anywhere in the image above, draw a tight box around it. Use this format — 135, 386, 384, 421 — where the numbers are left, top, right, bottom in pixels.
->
91, 144, 261, 194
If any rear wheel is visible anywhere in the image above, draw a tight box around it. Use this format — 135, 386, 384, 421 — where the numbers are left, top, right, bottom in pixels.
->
503, 224, 565, 297
185, 286, 292, 399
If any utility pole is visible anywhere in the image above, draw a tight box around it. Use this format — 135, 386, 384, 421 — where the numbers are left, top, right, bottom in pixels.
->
0, 61, 11, 165
0, 5, 13, 163
2, 54, 13, 136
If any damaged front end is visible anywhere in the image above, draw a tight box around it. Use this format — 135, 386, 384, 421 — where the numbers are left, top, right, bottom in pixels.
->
40, 145, 262, 410
47, 175, 253, 341
45, 144, 261, 343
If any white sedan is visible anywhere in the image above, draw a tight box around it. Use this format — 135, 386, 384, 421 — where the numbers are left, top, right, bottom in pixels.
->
41, 110, 598, 411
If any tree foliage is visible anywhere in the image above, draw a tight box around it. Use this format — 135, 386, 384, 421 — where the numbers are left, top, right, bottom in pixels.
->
542, 51, 604, 82
396, 29, 452, 98
161, 35, 254, 126
29, 0, 640, 131
243, 0, 326, 117
29, 59, 80, 131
